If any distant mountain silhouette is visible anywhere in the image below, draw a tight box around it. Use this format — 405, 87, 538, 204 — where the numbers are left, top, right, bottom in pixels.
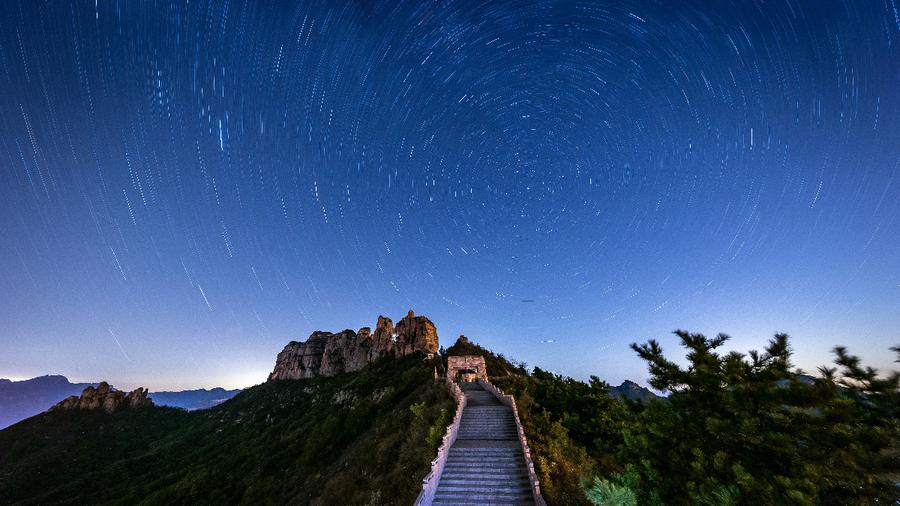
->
609, 379, 659, 402
0, 375, 97, 429
0, 375, 241, 428
149, 387, 241, 410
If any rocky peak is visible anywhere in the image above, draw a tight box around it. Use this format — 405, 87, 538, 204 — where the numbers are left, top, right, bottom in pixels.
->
50, 382, 154, 413
393, 310, 439, 356
269, 310, 439, 380
609, 380, 658, 402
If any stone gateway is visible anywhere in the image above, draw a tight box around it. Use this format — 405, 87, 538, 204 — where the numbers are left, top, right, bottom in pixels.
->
446, 353, 488, 383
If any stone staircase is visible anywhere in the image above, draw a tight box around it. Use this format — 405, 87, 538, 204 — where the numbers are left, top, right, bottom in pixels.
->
432, 382, 535, 505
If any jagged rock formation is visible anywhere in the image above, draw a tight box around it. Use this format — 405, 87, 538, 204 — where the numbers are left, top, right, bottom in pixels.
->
269, 310, 439, 380
50, 382, 153, 413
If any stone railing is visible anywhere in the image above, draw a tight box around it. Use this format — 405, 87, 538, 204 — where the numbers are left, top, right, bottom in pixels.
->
478, 379, 547, 506
414, 380, 466, 505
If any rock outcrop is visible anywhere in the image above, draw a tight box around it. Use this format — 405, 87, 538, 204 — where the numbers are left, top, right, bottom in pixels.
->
50, 382, 153, 413
269, 310, 439, 380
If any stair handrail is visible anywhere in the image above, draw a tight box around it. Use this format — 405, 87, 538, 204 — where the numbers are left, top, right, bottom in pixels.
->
413, 379, 466, 505
478, 379, 547, 506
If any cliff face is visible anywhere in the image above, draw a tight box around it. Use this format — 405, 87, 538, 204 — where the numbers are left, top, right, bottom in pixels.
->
269, 310, 439, 380
50, 382, 153, 413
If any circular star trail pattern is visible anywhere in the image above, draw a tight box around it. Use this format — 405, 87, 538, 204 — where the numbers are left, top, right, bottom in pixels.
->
1, 1, 898, 389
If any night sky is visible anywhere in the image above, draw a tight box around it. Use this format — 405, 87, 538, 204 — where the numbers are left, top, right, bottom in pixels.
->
1, 1, 898, 390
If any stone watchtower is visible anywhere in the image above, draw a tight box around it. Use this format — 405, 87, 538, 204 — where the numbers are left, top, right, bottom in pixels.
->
446, 354, 488, 383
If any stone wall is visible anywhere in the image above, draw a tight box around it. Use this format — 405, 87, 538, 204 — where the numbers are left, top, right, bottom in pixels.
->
413, 381, 466, 505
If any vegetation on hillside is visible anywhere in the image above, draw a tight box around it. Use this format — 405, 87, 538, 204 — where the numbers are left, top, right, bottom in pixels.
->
1, 334, 896, 505
603, 333, 900, 505
0, 354, 452, 505
446, 334, 899, 506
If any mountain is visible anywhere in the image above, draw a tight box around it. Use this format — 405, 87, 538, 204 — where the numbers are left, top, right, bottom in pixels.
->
148, 387, 241, 410
609, 379, 659, 401
0, 375, 96, 429
0, 311, 452, 505
2, 322, 893, 505
0, 314, 679, 506
0, 376, 243, 429
0, 354, 451, 505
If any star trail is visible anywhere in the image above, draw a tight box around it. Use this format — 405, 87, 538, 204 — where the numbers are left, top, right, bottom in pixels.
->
1, 0, 898, 390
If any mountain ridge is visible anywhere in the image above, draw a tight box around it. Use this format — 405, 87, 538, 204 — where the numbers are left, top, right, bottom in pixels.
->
0, 353, 451, 505
0, 375, 242, 429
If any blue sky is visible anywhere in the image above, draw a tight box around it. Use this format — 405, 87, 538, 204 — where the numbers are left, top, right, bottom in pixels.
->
1, 0, 897, 390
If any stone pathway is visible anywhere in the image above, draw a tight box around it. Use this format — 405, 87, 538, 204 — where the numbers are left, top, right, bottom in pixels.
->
432, 382, 535, 505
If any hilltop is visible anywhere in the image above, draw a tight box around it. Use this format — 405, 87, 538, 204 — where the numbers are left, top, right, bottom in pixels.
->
0, 353, 451, 505
0, 311, 453, 505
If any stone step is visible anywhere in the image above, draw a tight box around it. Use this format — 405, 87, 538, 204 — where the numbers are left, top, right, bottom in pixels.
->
444, 459, 524, 466
440, 470, 528, 478
441, 466, 526, 473
447, 453, 521, 458
438, 475, 531, 484
441, 465, 528, 479
456, 437, 519, 441
441, 465, 528, 473
433, 491, 534, 503
448, 448, 522, 454
437, 482, 531, 492
457, 434, 518, 438
447, 454, 522, 460
437, 482, 531, 491
434, 490, 532, 498
433, 501, 532, 506
443, 464, 525, 472
436, 486, 532, 496
433, 500, 533, 506
433, 380, 536, 505
447, 454, 522, 459
444, 461, 523, 467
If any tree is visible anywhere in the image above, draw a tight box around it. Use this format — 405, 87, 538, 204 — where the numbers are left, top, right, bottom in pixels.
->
596, 331, 899, 505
